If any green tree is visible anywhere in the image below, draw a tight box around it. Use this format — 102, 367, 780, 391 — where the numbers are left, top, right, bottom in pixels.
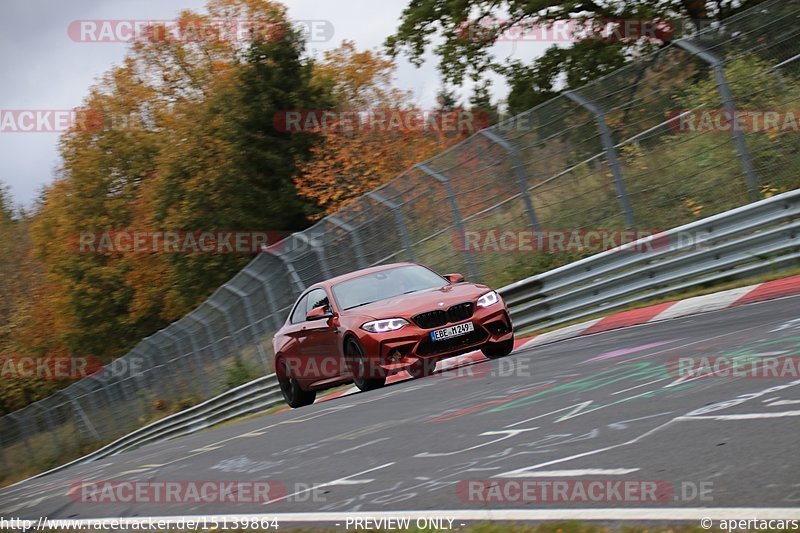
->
386, 0, 770, 114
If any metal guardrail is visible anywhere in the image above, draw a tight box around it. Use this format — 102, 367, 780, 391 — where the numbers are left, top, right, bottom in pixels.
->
499, 189, 800, 334
22, 375, 283, 481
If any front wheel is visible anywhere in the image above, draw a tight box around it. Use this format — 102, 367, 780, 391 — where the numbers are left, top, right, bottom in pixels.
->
345, 338, 386, 391
277, 359, 316, 408
481, 336, 515, 359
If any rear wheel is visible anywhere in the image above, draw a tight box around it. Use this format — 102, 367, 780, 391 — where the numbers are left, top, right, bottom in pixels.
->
345, 337, 386, 391
481, 336, 515, 359
277, 359, 316, 408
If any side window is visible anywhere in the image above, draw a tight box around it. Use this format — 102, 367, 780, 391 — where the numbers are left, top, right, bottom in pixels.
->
306, 288, 330, 314
290, 293, 310, 324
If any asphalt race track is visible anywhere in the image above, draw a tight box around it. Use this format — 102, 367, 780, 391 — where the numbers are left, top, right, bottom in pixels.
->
2, 295, 800, 526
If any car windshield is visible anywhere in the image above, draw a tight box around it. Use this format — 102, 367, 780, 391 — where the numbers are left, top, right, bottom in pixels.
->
332, 265, 447, 310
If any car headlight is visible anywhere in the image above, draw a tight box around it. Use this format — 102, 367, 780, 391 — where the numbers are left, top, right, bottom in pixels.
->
361, 318, 409, 333
477, 290, 500, 308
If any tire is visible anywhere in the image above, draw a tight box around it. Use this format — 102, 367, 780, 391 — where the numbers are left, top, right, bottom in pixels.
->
345, 337, 386, 391
277, 359, 316, 408
408, 358, 436, 378
481, 336, 515, 359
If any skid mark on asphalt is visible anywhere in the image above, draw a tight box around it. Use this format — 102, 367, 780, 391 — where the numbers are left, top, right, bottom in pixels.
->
494, 379, 800, 478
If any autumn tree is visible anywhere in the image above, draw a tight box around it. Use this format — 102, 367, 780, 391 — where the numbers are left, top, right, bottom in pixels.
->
294, 41, 484, 217
28, 0, 330, 361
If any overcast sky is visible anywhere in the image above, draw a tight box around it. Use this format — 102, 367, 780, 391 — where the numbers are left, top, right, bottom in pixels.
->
0, 0, 548, 208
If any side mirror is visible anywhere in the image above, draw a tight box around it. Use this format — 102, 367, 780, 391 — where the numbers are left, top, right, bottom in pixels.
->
445, 273, 465, 283
306, 306, 332, 321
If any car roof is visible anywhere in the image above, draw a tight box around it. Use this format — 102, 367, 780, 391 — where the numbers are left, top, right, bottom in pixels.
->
310, 262, 421, 290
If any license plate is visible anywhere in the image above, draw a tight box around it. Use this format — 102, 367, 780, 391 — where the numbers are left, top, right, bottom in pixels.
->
430, 321, 474, 341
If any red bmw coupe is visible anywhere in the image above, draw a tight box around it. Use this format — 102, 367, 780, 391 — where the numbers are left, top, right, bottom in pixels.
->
273, 262, 515, 407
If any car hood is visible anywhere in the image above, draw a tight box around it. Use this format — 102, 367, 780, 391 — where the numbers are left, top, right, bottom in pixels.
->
342, 282, 491, 320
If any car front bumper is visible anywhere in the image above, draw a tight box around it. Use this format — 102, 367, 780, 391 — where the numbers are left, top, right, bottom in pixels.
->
356, 304, 514, 375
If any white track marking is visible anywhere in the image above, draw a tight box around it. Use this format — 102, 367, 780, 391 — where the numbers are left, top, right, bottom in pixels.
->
607, 412, 673, 429
495, 418, 679, 478
335, 437, 390, 455
767, 399, 800, 406
521, 319, 602, 348
500, 468, 640, 477
651, 286, 755, 321
263, 462, 395, 505
43, 508, 800, 525
414, 428, 538, 458
677, 410, 800, 421
505, 402, 593, 428
611, 378, 668, 395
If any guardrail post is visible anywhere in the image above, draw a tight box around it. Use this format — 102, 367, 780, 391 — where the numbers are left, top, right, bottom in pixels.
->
242, 266, 283, 332
326, 215, 368, 269
675, 39, 759, 201
367, 190, 416, 261
263, 248, 306, 295
416, 163, 480, 281
480, 129, 541, 232
564, 91, 636, 227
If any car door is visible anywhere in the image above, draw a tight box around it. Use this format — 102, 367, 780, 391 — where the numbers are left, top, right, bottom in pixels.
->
278, 292, 311, 379
298, 288, 342, 381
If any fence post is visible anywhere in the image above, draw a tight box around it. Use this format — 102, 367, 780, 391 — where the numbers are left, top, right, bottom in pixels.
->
480, 129, 541, 232
326, 216, 368, 269
242, 266, 283, 331
221, 284, 270, 371
206, 299, 241, 366
675, 39, 759, 200
294, 232, 332, 279
33, 403, 61, 452
367, 190, 416, 261
415, 163, 480, 281
263, 247, 306, 295
62, 387, 100, 441
80, 379, 111, 439
564, 90, 636, 227
166, 326, 210, 392
186, 314, 224, 371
